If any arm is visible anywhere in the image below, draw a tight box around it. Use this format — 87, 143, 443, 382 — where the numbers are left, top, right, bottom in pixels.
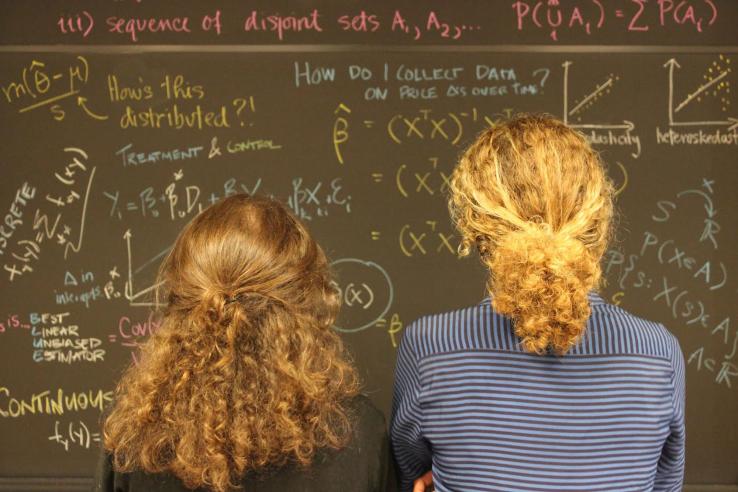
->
91, 446, 115, 492
380, 420, 399, 492
390, 321, 432, 492
92, 442, 129, 492
653, 331, 686, 491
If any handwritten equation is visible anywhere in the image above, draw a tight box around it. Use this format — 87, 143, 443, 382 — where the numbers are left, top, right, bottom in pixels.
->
103, 170, 352, 223
513, 0, 718, 41
1, 57, 94, 121
604, 177, 735, 389
2, 147, 94, 282
43, 2, 725, 43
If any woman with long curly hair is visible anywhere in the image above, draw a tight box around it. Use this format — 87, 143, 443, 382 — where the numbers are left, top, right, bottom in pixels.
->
94, 194, 389, 492
392, 113, 686, 492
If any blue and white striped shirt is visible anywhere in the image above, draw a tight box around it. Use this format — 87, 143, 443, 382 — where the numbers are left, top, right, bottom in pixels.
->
390, 291, 686, 492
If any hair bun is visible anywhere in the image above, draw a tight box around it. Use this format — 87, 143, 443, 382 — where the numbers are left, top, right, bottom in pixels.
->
489, 224, 599, 354
197, 288, 231, 326
447, 113, 614, 355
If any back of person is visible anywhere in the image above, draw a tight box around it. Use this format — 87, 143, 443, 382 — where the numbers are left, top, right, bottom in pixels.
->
94, 194, 390, 492
394, 292, 684, 491
390, 114, 685, 492
96, 394, 388, 492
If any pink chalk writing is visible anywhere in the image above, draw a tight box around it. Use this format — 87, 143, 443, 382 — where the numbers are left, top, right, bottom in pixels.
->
105, 15, 192, 42
243, 9, 323, 41
512, 0, 718, 41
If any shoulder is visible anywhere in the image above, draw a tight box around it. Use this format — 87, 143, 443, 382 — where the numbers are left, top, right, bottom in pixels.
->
303, 394, 389, 489
400, 300, 490, 358
347, 394, 386, 440
92, 447, 113, 492
589, 300, 680, 359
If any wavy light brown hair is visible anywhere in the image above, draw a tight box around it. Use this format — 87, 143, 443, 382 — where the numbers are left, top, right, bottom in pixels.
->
448, 113, 616, 355
103, 194, 360, 491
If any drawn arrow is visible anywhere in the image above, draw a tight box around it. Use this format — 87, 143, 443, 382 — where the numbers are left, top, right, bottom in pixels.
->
669, 116, 738, 130
664, 58, 682, 125
77, 96, 108, 120
124, 229, 133, 300
570, 120, 635, 132
676, 189, 716, 218
123, 229, 163, 306
562, 61, 573, 124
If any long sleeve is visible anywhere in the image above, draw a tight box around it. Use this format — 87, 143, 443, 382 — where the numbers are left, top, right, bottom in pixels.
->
92, 447, 115, 492
390, 321, 431, 492
653, 330, 686, 491
378, 417, 398, 492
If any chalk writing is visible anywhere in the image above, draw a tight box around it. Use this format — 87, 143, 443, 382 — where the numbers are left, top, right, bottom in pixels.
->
399, 220, 456, 258
375, 313, 405, 348
0, 183, 37, 256
244, 10, 323, 41
104, 172, 350, 222
659, 56, 737, 144
25, 2, 727, 44
561, 61, 642, 158
57, 266, 123, 307
287, 177, 352, 221
0, 314, 31, 334
106, 15, 193, 42
331, 258, 394, 333
26, 311, 105, 364
1, 56, 94, 121
108, 312, 161, 365
3, 147, 94, 282
207, 136, 282, 160
513, 0, 718, 41
0, 387, 113, 418
107, 71, 255, 130
48, 419, 101, 451
116, 143, 204, 167
604, 177, 734, 388
296, 61, 548, 103
395, 157, 451, 198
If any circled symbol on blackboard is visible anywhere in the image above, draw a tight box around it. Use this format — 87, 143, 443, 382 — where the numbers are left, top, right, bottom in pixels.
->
330, 258, 394, 333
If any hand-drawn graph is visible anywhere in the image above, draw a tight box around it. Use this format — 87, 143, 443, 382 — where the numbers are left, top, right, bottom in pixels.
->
664, 56, 736, 131
123, 229, 169, 307
561, 60, 635, 132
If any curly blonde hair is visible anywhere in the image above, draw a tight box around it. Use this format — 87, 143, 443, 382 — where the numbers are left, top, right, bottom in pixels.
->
103, 194, 360, 491
448, 113, 615, 355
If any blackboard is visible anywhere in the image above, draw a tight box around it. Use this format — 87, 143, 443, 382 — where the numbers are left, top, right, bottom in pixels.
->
0, 1, 736, 490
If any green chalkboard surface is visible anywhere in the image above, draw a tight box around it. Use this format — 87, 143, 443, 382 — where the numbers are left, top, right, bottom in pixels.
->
0, 1, 736, 490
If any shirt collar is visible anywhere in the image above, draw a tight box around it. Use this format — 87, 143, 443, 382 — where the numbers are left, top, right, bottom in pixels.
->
588, 290, 606, 306
479, 290, 606, 307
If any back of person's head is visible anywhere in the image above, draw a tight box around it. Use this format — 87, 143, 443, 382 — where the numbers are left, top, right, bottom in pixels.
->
448, 113, 616, 355
103, 193, 359, 491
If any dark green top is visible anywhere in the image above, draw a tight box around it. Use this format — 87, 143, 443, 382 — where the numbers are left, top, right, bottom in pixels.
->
93, 395, 393, 492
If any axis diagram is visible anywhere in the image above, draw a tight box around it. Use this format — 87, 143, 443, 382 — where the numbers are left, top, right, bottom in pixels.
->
561, 60, 634, 132
664, 55, 736, 131
123, 228, 170, 307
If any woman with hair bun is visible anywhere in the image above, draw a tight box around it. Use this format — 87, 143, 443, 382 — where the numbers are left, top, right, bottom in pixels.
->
94, 194, 390, 492
391, 113, 686, 492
